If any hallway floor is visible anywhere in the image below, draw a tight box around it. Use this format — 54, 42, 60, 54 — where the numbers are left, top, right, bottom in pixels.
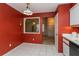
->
43, 36, 54, 45
4, 43, 63, 56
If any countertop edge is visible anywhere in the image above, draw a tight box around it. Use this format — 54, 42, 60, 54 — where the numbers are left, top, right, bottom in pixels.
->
63, 34, 79, 46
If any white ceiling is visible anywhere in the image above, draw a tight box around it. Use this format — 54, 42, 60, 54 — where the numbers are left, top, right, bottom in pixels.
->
7, 3, 59, 14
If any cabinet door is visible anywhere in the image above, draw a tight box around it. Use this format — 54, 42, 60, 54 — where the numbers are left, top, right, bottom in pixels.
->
70, 4, 79, 25
63, 42, 69, 56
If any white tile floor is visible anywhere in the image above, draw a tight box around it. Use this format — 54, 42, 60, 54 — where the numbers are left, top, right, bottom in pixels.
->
4, 43, 63, 56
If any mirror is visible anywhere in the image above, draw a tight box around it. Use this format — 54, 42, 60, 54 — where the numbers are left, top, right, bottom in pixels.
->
24, 17, 40, 34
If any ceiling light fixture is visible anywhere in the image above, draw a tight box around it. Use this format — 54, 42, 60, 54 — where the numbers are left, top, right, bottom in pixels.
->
24, 3, 33, 15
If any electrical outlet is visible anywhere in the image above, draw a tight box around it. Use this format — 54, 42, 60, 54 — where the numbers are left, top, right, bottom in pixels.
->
9, 44, 12, 47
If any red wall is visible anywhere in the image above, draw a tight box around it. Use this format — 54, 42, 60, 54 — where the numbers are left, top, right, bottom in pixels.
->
23, 12, 55, 43
0, 4, 24, 55
0, 3, 77, 55
57, 4, 79, 53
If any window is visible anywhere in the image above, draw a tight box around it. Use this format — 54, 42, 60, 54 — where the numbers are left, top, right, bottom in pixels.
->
24, 17, 40, 34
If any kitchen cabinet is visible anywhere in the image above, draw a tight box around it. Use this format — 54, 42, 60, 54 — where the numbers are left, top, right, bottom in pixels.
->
63, 37, 79, 56
63, 38, 70, 56
70, 4, 79, 26
63, 34, 79, 56
70, 42, 79, 56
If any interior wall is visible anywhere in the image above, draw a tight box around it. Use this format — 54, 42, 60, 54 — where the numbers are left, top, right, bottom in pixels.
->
0, 3, 24, 55
57, 3, 79, 53
23, 12, 55, 43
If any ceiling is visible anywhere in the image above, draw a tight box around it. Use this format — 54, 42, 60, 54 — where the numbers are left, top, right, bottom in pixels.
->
7, 3, 60, 14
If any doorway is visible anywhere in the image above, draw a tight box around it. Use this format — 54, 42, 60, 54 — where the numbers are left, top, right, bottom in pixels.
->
42, 17, 55, 45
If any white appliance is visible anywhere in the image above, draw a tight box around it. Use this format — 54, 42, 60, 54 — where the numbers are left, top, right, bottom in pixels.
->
63, 38, 70, 56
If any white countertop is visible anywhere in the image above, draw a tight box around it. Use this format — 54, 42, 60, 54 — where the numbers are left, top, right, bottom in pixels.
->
62, 34, 79, 46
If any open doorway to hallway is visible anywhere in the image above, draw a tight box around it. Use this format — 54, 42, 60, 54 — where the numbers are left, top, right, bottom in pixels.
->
42, 17, 55, 45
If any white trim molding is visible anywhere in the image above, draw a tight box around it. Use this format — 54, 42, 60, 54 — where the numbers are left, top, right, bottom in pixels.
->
23, 17, 40, 34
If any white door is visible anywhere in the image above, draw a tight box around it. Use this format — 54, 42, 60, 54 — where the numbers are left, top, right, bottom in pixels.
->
54, 13, 58, 52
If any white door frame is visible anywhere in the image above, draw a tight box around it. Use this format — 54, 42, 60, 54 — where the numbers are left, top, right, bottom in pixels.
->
54, 13, 58, 52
